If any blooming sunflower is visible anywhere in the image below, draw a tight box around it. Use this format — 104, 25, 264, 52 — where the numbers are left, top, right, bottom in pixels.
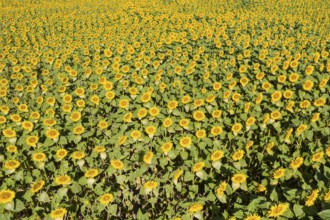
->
305, 189, 319, 206
193, 110, 205, 121
85, 169, 99, 178
180, 136, 192, 148
111, 159, 124, 170
192, 162, 205, 172
55, 175, 72, 185
0, 190, 15, 204
4, 160, 20, 170
31, 180, 45, 193
99, 193, 114, 205
26, 135, 39, 147
231, 173, 247, 184
50, 208, 67, 219
143, 151, 154, 164
45, 129, 60, 140
188, 203, 203, 213
267, 203, 289, 218
32, 152, 47, 162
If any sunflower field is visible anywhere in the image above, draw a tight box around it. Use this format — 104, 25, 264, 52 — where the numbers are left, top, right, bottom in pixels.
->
0, 0, 330, 219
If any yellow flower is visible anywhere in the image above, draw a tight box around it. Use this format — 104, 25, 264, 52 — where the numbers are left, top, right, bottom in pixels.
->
305, 189, 319, 206
145, 126, 156, 137
314, 97, 326, 107
161, 142, 173, 155
303, 80, 314, 91
193, 110, 205, 121
45, 129, 60, 139
211, 150, 224, 161
118, 136, 127, 145
268, 203, 289, 217
211, 126, 223, 136
70, 111, 81, 122
4, 160, 20, 170
163, 117, 173, 128
212, 110, 222, 118
179, 119, 190, 128
71, 151, 86, 160
216, 182, 227, 197
296, 124, 307, 134
195, 129, 206, 139
192, 162, 205, 172
324, 190, 330, 202
2, 128, 16, 138
312, 151, 324, 162
6, 145, 17, 153
143, 151, 154, 164
180, 136, 192, 148
0, 190, 15, 204
99, 193, 114, 204
31, 180, 45, 193
188, 203, 203, 213
50, 208, 67, 219
231, 173, 247, 184
168, 100, 178, 110
232, 93, 241, 102
181, 95, 191, 104
256, 184, 267, 192
137, 108, 148, 119
290, 157, 304, 169
55, 175, 72, 185
85, 169, 99, 178
271, 91, 282, 103
21, 121, 34, 131
111, 159, 124, 170
270, 111, 281, 120
173, 169, 184, 184
130, 130, 141, 141
144, 181, 158, 190
273, 168, 286, 179
73, 125, 85, 135
246, 117, 256, 126
232, 150, 245, 161
119, 99, 129, 109
98, 120, 109, 129
32, 152, 47, 162
149, 106, 160, 117
232, 123, 242, 133
244, 214, 261, 220
26, 135, 39, 147
56, 149, 68, 160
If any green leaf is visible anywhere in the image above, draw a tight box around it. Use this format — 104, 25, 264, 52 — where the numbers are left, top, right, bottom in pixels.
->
318, 210, 330, 220
15, 199, 25, 212
270, 188, 278, 201
70, 182, 82, 194
293, 204, 304, 218
38, 191, 50, 203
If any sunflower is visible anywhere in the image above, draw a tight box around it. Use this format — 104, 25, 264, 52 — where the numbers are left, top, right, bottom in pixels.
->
143, 151, 154, 165
188, 203, 203, 213
246, 117, 256, 127
145, 125, 156, 137
32, 152, 47, 162
31, 180, 45, 193
283, 90, 293, 99
4, 160, 20, 170
312, 151, 324, 162
161, 142, 173, 155
158, 116, 172, 127
90, 95, 100, 105
232, 123, 242, 134
271, 91, 282, 103
267, 203, 289, 218
73, 125, 85, 135
232, 150, 244, 161
244, 214, 261, 220
181, 95, 191, 104
314, 97, 326, 107
290, 157, 304, 169
56, 149, 68, 160
212, 110, 222, 118
45, 129, 60, 139
2, 128, 16, 138
130, 130, 141, 141
195, 129, 206, 139
180, 136, 192, 148
118, 99, 129, 109
305, 189, 319, 206
192, 162, 205, 172
99, 193, 114, 205
98, 120, 109, 129
6, 145, 17, 153
211, 126, 223, 136
118, 135, 127, 146
211, 150, 224, 161
167, 100, 178, 110
193, 110, 205, 121
141, 92, 151, 103
21, 121, 34, 131
270, 111, 281, 120
173, 169, 184, 184
273, 168, 286, 179
111, 159, 124, 170
296, 124, 307, 134
105, 91, 115, 100
179, 119, 190, 128
303, 80, 314, 91
43, 118, 57, 126
26, 135, 39, 147
71, 151, 86, 160
149, 107, 160, 117
50, 208, 67, 219
216, 182, 227, 197
0, 190, 15, 204
85, 168, 99, 178
137, 108, 148, 119
231, 173, 247, 184
70, 111, 81, 122
55, 175, 72, 185
144, 181, 158, 191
